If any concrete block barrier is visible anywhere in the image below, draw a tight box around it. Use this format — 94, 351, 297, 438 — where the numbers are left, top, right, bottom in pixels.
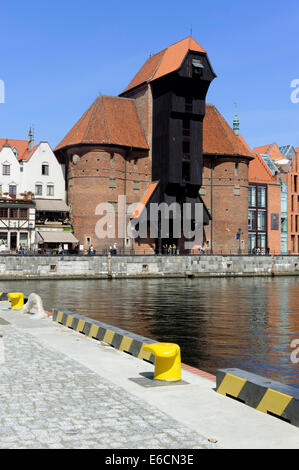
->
216, 368, 299, 427
52, 309, 157, 363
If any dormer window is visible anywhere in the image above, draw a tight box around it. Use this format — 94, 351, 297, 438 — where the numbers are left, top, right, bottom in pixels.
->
12, 147, 18, 158
192, 58, 204, 77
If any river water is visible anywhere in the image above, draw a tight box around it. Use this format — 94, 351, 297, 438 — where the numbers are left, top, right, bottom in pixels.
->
1, 277, 299, 388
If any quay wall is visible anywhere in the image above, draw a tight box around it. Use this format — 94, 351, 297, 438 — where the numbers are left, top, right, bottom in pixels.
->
0, 254, 298, 279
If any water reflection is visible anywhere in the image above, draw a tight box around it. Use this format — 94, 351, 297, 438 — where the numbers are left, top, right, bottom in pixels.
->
1, 277, 299, 387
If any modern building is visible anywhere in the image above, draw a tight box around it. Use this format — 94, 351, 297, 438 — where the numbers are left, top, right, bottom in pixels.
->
253, 143, 299, 254
248, 152, 281, 254
55, 36, 254, 254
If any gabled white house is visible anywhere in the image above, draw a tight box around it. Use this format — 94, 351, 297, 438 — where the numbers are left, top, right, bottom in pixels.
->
0, 133, 77, 252
20, 141, 66, 200
0, 141, 22, 197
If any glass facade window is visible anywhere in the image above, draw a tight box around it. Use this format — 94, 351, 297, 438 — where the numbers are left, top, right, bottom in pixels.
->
257, 210, 266, 231
257, 233, 266, 249
248, 209, 256, 230
257, 186, 266, 207
248, 233, 256, 252
248, 186, 256, 206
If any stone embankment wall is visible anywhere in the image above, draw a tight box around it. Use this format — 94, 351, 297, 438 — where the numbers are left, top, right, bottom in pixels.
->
0, 254, 298, 279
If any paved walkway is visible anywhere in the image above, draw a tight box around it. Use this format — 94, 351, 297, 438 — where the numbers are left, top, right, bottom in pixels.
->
0, 304, 215, 449
1, 302, 299, 450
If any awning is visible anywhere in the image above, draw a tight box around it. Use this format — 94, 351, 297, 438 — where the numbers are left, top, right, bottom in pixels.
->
37, 231, 78, 244
35, 199, 70, 212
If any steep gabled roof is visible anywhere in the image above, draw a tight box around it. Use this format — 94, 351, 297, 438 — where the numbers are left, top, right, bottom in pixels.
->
55, 95, 149, 151
0, 138, 28, 160
19, 143, 40, 162
203, 105, 253, 158
121, 36, 207, 94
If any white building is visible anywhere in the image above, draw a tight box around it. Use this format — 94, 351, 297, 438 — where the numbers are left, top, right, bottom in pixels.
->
0, 133, 77, 252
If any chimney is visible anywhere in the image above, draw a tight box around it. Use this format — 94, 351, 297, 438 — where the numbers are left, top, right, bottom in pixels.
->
28, 127, 34, 151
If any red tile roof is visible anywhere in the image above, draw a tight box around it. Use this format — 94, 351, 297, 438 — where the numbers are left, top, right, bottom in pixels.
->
252, 144, 272, 155
249, 153, 278, 184
20, 144, 40, 162
203, 105, 253, 158
122, 36, 207, 94
55, 95, 149, 151
0, 138, 29, 160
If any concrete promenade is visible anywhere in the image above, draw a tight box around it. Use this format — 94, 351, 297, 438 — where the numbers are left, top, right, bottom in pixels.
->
0, 302, 299, 450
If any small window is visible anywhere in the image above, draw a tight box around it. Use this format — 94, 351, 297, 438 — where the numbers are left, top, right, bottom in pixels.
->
0, 208, 8, 218
133, 181, 140, 191
42, 164, 49, 175
9, 208, 18, 218
19, 209, 28, 219
47, 185, 54, 196
109, 178, 116, 189
107, 201, 118, 213
182, 161, 190, 182
86, 237, 91, 246
9, 184, 16, 196
110, 153, 114, 165
2, 164, 10, 176
35, 184, 43, 196
12, 147, 18, 158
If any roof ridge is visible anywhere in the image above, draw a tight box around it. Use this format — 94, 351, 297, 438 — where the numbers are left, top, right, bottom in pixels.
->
83, 97, 101, 143
133, 100, 149, 149
149, 49, 167, 82
100, 96, 111, 144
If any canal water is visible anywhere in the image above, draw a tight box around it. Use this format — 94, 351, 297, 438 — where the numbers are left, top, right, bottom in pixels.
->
1, 277, 299, 388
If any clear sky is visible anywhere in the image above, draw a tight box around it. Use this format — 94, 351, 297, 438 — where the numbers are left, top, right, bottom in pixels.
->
1, 0, 299, 150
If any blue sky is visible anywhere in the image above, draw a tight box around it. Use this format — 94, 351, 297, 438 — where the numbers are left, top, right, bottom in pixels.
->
1, 0, 299, 149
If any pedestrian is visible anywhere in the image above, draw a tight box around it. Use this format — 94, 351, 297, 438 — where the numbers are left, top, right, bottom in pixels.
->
113, 242, 117, 255
58, 244, 63, 255
173, 243, 177, 255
